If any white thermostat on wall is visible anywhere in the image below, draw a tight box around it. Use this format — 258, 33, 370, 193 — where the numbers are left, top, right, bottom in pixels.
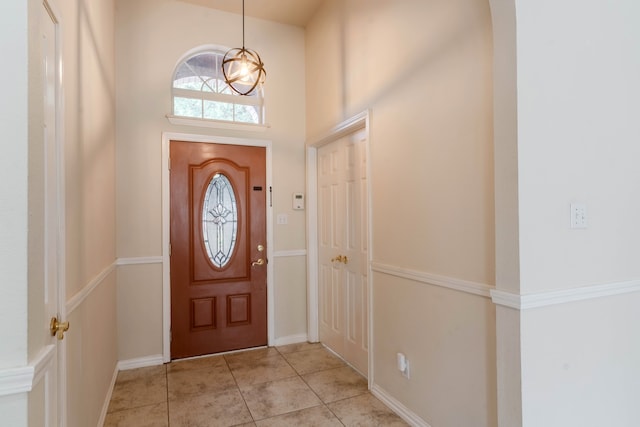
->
293, 193, 305, 210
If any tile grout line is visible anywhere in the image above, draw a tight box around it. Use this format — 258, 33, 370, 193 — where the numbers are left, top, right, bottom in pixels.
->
277, 345, 349, 426
295, 365, 347, 426
108, 345, 389, 426
224, 351, 258, 425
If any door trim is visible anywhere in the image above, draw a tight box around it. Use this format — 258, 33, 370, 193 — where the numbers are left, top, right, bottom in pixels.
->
161, 132, 273, 362
305, 110, 373, 384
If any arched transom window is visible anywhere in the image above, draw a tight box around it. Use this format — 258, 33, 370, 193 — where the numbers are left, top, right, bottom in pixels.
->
172, 50, 264, 124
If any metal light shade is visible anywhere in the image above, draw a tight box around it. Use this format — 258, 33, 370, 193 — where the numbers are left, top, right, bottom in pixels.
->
222, 47, 266, 96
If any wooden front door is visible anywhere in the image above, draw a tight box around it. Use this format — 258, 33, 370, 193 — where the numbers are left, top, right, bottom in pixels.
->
317, 130, 369, 376
170, 141, 267, 359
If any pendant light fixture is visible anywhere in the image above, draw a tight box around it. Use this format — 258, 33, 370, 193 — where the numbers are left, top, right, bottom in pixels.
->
222, 0, 266, 96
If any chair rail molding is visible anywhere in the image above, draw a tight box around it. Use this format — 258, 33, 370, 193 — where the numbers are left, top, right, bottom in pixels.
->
0, 345, 55, 397
491, 279, 640, 310
371, 261, 494, 298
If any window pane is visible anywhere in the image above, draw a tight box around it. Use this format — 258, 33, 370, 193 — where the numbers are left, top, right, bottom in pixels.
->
174, 76, 204, 90
202, 78, 215, 92
185, 53, 218, 80
173, 63, 198, 83
234, 104, 260, 124
218, 80, 234, 95
203, 100, 234, 121
174, 97, 202, 118
172, 50, 265, 124
202, 173, 238, 268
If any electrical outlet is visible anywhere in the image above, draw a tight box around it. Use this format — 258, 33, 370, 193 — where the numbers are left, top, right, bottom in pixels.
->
402, 360, 410, 379
570, 203, 587, 229
277, 213, 288, 225
397, 352, 410, 379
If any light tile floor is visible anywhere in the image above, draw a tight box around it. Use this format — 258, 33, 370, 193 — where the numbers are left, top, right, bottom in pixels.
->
105, 342, 409, 426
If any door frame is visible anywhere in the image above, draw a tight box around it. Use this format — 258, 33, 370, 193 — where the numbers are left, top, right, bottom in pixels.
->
161, 132, 274, 362
305, 111, 373, 385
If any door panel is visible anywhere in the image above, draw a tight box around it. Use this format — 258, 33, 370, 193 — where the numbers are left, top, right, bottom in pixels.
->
42, 2, 65, 425
170, 141, 267, 359
318, 131, 369, 375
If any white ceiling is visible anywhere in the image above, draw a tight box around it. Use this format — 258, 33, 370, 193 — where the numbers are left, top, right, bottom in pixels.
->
177, 0, 325, 27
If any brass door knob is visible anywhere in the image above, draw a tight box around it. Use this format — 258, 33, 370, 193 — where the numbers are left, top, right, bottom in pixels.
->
251, 258, 265, 267
50, 317, 70, 340
331, 255, 349, 264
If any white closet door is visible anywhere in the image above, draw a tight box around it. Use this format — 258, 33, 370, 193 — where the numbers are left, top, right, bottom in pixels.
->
318, 130, 368, 376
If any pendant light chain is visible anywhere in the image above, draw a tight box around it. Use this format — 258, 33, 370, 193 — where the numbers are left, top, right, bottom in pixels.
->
221, 0, 266, 96
242, 0, 245, 48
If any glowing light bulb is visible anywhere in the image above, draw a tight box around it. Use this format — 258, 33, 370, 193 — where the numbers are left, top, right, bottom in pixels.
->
240, 55, 250, 78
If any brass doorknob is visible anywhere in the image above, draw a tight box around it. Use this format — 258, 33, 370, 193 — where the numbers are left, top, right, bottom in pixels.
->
331, 255, 349, 264
251, 258, 265, 267
50, 317, 69, 340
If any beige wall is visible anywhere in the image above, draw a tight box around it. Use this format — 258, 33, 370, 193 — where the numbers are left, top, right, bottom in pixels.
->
115, 0, 308, 360
307, 0, 495, 282
66, 272, 118, 427
501, 1, 640, 425
0, 0, 29, 424
306, 0, 497, 425
117, 264, 163, 360
63, 0, 117, 297
1, 0, 29, 371
515, 1, 640, 293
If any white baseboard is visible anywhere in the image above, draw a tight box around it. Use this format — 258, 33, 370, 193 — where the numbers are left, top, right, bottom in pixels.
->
117, 355, 164, 371
371, 384, 431, 427
97, 364, 119, 427
97, 355, 163, 426
273, 333, 308, 347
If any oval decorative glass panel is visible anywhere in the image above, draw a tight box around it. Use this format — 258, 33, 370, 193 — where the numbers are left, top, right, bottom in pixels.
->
202, 173, 238, 268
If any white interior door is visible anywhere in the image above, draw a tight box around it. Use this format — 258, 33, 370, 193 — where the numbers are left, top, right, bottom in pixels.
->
43, 2, 66, 425
317, 130, 369, 376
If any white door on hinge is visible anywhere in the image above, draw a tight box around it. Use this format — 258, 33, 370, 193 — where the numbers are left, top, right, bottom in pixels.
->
43, 2, 67, 426
318, 130, 369, 376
